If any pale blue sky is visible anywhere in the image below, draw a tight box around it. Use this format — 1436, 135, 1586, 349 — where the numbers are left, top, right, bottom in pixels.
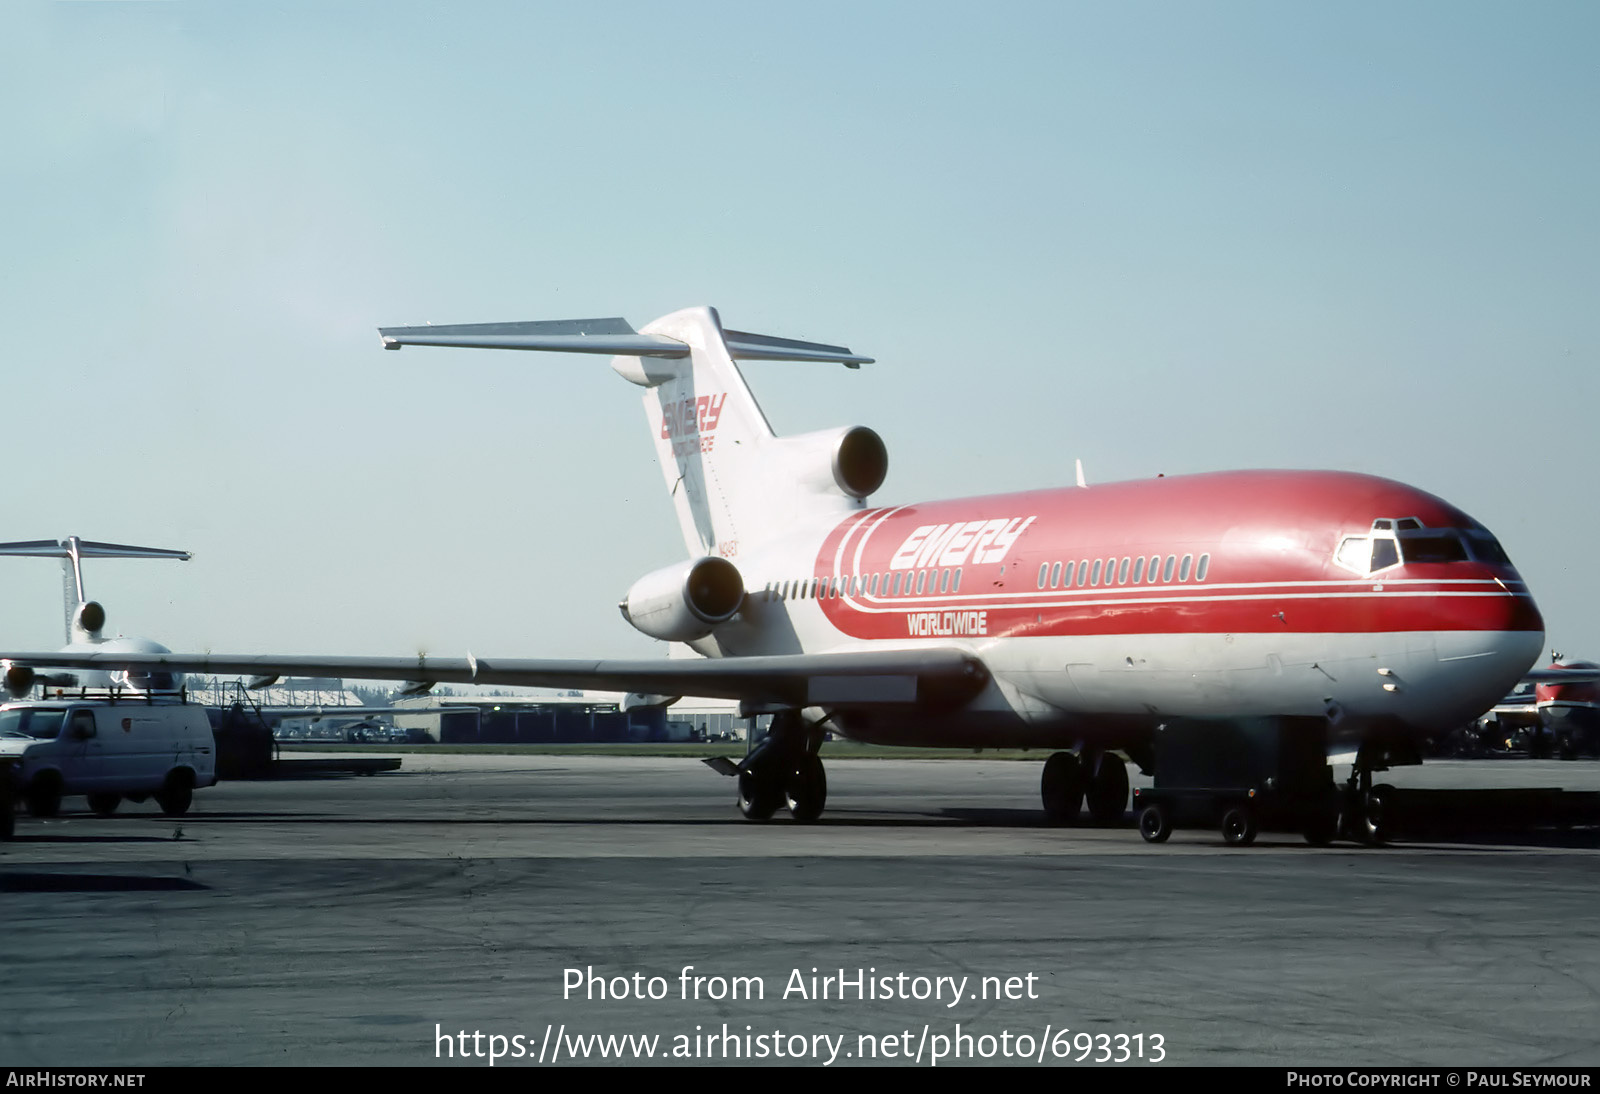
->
1, 1, 1595, 661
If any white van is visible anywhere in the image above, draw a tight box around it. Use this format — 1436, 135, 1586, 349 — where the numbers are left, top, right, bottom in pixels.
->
0, 699, 217, 819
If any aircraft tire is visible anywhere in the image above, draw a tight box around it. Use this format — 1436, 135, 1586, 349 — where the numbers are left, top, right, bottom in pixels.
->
784, 755, 827, 823
87, 793, 121, 817
737, 770, 781, 821
25, 775, 62, 819
1357, 785, 1393, 847
1138, 803, 1172, 843
1221, 806, 1257, 847
1085, 753, 1129, 825
1302, 807, 1337, 847
1041, 752, 1085, 824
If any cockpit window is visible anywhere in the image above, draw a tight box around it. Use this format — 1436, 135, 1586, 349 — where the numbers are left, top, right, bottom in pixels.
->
1397, 529, 1469, 564
1336, 536, 1374, 573
1336, 518, 1506, 574
0, 708, 65, 740
1464, 531, 1511, 566
1370, 538, 1400, 570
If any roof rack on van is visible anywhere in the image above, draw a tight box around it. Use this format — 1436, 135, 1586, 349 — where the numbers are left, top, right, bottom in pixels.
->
35, 686, 190, 705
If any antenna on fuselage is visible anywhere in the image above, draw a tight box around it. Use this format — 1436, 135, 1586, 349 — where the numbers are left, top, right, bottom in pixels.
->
0, 536, 192, 643
1075, 459, 1087, 488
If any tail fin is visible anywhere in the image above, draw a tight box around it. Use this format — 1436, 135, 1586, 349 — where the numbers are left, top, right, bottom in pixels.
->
380, 307, 878, 558
0, 536, 191, 643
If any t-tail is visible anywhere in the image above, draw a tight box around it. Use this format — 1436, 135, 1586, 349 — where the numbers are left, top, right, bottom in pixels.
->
379, 306, 887, 559
0, 536, 192, 644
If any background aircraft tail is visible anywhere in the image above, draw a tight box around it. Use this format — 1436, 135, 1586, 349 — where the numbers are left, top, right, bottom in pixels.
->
380, 307, 885, 561
0, 536, 191, 643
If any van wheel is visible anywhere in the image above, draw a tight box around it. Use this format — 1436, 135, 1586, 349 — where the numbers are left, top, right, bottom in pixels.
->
154, 771, 194, 817
26, 775, 62, 819
87, 793, 121, 817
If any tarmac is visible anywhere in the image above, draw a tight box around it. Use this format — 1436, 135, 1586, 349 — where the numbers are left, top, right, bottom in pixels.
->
4, 753, 1599, 1067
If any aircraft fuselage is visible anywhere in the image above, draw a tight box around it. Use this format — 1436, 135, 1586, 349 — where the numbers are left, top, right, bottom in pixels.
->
705, 469, 1542, 750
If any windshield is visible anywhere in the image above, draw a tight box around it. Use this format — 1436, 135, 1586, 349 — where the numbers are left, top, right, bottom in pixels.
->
1334, 519, 1512, 575
1397, 529, 1470, 564
0, 708, 67, 740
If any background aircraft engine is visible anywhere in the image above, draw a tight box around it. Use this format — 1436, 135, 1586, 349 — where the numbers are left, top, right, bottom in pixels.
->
4, 664, 36, 699
620, 557, 746, 642
76, 601, 106, 635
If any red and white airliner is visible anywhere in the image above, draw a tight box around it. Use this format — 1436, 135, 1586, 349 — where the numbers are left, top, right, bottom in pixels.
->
1533, 658, 1600, 753
2, 307, 1547, 834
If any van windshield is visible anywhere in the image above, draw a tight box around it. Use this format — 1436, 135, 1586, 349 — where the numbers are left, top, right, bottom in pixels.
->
0, 708, 67, 739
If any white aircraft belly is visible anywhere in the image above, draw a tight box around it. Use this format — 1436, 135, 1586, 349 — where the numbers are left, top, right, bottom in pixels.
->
984, 629, 1539, 731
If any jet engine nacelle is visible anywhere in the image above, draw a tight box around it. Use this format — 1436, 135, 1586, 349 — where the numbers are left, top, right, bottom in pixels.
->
620, 557, 746, 642
4, 664, 36, 699
75, 600, 106, 637
777, 425, 888, 501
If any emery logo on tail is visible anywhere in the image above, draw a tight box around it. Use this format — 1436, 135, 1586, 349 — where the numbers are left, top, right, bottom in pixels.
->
660, 393, 728, 457
890, 517, 1036, 570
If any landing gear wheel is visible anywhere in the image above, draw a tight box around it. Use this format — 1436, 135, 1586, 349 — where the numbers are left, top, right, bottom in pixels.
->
1041, 752, 1085, 824
87, 793, 121, 817
1221, 806, 1258, 847
1302, 806, 1337, 847
1138, 803, 1172, 843
1356, 785, 1392, 846
1086, 753, 1130, 825
737, 770, 781, 821
784, 755, 828, 823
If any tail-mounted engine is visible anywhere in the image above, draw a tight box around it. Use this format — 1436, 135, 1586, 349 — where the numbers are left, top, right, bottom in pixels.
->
776, 425, 888, 501
620, 557, 746, 642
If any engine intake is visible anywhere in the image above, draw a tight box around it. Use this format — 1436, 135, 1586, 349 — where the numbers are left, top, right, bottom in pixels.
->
621, 557, 746, 642
4, 664, 36, 699
832, 426, 888, 499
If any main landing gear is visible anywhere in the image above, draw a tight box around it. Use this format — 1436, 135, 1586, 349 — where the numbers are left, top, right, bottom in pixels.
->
723, 711, 828, 824
1041, 750, 1128, 825
1339, 762, 1393, 847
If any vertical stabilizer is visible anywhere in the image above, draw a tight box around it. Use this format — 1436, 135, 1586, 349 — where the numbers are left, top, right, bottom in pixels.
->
377, 306, 876, 563
629, 307, 775, 557
0, 537, 191, 643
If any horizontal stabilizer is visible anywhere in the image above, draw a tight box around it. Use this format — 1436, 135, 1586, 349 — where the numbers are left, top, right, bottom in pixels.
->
379, 317, 688, 357
0, 539, 191, 561
721, 329, 873, 366
379, 315, 872, 365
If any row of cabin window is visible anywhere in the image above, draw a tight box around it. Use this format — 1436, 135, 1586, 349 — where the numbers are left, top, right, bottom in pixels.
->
1036, 552, 1211, 591
764, 568, 965, 602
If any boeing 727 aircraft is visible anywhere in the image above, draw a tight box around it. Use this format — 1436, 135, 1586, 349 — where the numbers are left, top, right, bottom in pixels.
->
1, 307, 1546, 838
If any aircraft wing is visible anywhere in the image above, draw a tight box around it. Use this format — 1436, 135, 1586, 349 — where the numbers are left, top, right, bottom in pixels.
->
0, 648, 988, 710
